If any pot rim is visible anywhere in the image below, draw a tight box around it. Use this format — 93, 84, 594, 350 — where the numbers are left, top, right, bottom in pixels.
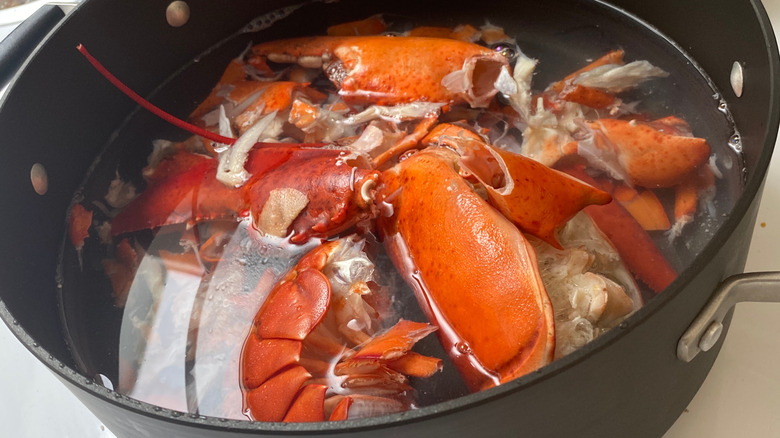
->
1, 0, 778, 433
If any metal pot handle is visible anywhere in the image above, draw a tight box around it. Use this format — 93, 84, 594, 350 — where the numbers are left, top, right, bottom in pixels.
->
677, 271, 780, 362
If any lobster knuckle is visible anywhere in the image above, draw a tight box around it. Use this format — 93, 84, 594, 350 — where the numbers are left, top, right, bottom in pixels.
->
255, 188, 309, 238
246, 149, 378, 242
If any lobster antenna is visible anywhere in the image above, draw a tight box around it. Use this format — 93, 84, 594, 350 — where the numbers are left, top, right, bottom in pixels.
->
76, 44, 237, 146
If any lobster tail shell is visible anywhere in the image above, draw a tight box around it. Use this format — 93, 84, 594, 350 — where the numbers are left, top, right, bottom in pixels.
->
241, 238, 441, 422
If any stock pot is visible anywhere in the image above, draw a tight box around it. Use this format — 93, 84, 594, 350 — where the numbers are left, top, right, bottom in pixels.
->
0, 0, 778, 436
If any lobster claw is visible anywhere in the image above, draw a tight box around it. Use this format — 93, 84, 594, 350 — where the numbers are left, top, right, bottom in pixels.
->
579, 117, 711, 188
423, 124, 612, 248
379, 147, 555, 391
251, 36, 513, 107
247, 149, 379, 244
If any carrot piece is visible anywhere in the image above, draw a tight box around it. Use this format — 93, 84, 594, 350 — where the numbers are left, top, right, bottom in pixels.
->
631, 190, 671, 231
612, 184, 639, 202
613, 185, 671, 231
674, 182, 698, 221
561, 165, 677, 293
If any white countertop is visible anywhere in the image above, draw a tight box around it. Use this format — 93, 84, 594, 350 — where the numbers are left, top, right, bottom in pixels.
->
1, 2, 779, 437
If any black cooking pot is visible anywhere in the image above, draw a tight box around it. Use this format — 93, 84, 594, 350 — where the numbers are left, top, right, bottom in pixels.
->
0, 0, 778, 437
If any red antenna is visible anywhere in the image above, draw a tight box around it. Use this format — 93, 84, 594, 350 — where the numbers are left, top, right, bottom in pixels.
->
77, 44, 237, 146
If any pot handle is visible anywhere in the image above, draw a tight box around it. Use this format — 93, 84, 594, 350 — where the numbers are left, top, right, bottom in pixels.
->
677, 271, 780, 362
0, 3, 78, 88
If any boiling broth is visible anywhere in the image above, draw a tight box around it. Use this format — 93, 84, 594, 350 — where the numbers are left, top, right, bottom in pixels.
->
58, 0, 741, 421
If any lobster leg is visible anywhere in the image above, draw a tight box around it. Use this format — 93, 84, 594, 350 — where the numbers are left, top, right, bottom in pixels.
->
379, 147, 555, 391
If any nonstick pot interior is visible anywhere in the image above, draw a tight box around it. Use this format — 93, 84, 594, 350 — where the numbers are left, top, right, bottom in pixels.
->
0, 0, 777, 437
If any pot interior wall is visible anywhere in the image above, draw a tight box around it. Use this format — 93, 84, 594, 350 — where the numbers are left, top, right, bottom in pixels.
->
0, 0, 777, 436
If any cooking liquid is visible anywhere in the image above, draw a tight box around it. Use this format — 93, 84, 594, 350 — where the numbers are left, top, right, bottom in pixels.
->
57, 0, 742, 421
